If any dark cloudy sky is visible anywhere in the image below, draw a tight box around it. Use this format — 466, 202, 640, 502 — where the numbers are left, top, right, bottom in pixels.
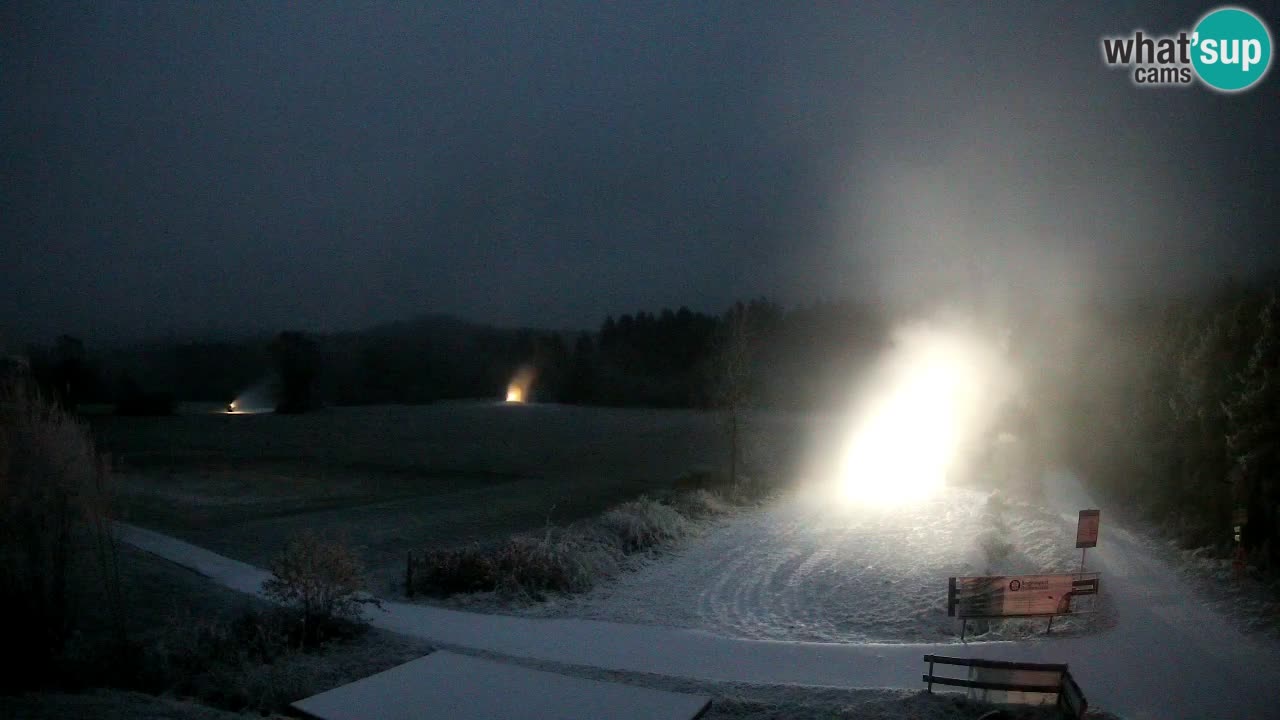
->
3, 1, 1278, 346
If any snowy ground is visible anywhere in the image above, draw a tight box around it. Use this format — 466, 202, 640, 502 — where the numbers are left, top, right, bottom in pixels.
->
514, 484, 1109, 643
118, 469, 1280, 719
1119, 529, 1280, 642
0, 690, 272, 720
96, 404, 803, 588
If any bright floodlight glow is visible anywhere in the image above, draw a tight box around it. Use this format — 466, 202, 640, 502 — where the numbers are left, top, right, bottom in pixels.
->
224, 379, 274, 414
505, 365, 536, 403
836, 323, 1007, 507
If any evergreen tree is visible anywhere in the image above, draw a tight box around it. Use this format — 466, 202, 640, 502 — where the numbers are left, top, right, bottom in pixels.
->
272, 331, 321, 413
1225, 292, 1280, 564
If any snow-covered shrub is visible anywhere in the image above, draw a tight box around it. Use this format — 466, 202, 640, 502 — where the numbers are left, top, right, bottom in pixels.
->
593, 496, 695, 552
671, 467, 777, 503
492, 536, 599, 597
672, 487, 735, 518
263, 531, 376, 645
412, 536, 598, 599
412, 544, 498, 595
411, 495, 711, 599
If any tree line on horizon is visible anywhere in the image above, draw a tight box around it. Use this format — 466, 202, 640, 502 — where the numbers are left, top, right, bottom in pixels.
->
12, 279, 1280, 575
15, 298, 888, 414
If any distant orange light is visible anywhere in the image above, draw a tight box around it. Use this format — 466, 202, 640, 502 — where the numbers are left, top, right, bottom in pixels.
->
506, 365, 535, 403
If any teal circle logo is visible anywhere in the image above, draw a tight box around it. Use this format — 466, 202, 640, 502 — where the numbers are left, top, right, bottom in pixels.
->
1192, 7, 1272, 92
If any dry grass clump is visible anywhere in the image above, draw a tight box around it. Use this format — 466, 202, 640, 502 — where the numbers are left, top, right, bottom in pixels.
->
412, 535, 603, 599
493, 536, 602, 596
0, 379, 119, 689
593, 497, 696, 552
406, 463, 787, 601
669, 467, 777, 505
410, 490, 734, 600
411, 544, 498, 595
672, 488, 737, 518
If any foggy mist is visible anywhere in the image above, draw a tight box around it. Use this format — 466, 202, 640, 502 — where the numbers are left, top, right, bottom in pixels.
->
4, 1, 1277, 346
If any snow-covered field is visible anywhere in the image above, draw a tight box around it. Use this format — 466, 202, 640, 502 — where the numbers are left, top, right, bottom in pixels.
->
95, 404, 803, 576
96, 403, 1280, 717
118, 468, 1280, 720
99, 403, 1116, 646
516, 485, 1109, 643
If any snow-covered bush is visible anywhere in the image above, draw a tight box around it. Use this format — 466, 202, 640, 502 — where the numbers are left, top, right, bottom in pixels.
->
492, 536, 600, 597
412, 544, 497, 595
410, 493, 718, 600
672, 488, 735, 518
593, 496, 695, 552
671, 467, 777, 504
263, 531, 376, 644
412, 536, 599, 599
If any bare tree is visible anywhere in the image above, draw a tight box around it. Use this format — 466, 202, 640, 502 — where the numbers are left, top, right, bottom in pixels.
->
263, 530, 378, 645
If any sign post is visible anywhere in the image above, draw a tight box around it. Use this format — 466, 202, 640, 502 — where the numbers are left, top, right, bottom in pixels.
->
1075, 509, 1100, 572
949, 572, 1100, 636
1232, 507, 1247, 579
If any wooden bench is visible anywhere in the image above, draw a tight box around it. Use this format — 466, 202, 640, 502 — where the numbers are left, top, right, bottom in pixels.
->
923, 655, 1087, 719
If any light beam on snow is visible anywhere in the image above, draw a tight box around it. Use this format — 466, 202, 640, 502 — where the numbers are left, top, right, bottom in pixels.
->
836, 322, 1010, 506
224, 377, 275, 414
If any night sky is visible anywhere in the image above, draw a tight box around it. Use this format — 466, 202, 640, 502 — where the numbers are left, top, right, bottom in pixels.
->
4, 1, 1278, 346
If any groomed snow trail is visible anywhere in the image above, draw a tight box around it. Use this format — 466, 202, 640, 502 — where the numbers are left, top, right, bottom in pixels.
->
519, 485, 1098, 643
118, 471, 1280, 720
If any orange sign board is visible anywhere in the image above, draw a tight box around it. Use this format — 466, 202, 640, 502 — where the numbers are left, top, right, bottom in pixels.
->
949, 573, 1099, 619
1076, 509, 1100, 548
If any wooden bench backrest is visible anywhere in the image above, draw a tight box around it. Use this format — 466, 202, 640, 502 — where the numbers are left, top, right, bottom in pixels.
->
922, 655, 1087, 720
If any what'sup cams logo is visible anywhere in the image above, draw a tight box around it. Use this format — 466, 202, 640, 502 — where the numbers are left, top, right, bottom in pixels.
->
1101, 6, 1272, 92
